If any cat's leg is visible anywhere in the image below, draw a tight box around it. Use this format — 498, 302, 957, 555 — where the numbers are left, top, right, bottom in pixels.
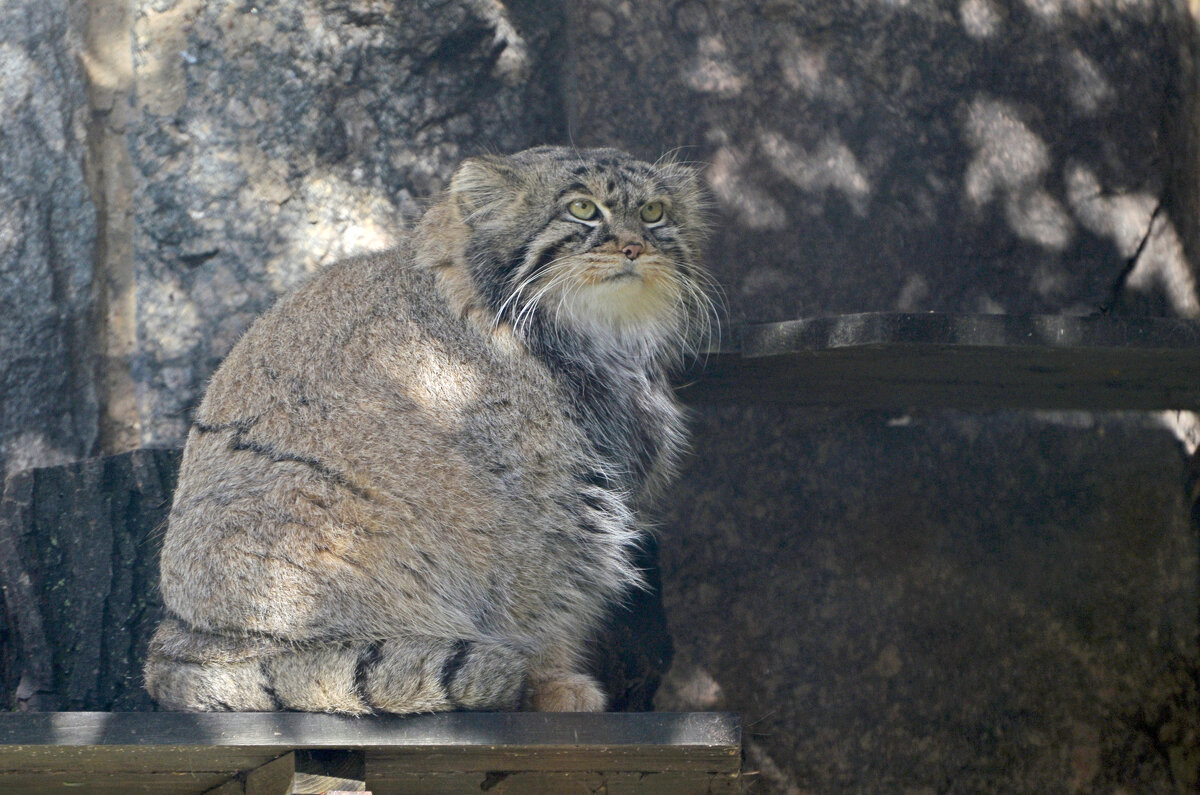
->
524, 643, 607, 712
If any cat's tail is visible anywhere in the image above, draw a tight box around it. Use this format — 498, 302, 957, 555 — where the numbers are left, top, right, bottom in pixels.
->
143, 618, 529, 714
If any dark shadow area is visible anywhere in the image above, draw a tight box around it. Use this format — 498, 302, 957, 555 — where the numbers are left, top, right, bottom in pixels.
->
557, 3, 1200, 789
658, 405, 1197, 791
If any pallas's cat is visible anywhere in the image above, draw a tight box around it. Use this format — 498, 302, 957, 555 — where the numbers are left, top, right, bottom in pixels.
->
144, 146, 717, 713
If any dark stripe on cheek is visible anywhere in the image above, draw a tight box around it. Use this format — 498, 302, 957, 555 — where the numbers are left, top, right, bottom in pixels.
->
523, 243, 560, 281
523, 228, 584, 280
502, 240, 532, 279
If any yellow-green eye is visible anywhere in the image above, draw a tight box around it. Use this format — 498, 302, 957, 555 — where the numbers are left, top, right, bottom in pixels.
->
567, 199, 598, 220
640, 201, 664, 224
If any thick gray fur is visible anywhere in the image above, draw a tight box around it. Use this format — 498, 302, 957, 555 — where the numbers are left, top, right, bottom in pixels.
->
144, 146, 716, 714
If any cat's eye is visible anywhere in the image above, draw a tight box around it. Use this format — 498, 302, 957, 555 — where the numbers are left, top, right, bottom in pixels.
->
640, 201, 665, 224
567, 199, 599, 221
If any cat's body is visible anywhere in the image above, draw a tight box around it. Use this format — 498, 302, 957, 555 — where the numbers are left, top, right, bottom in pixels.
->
144, 146, 715, 714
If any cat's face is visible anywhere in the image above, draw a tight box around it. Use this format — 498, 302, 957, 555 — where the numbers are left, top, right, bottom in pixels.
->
450, 147, 716, 355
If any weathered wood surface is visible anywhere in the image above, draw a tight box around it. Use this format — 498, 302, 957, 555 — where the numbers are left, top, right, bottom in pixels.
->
0, 448, 179, 711
0, 711, 741, 794
364, 770, 744, 794
677, 313, 1200, 410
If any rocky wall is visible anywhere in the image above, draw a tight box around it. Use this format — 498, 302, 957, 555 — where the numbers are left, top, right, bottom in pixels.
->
564, 0, 1198, 321
0, 0, 98, 479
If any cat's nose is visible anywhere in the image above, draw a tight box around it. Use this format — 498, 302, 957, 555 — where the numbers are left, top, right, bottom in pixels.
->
621, 241, 644, 260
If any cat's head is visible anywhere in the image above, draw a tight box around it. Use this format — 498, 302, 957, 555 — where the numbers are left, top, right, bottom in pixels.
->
447, 146, 718, 360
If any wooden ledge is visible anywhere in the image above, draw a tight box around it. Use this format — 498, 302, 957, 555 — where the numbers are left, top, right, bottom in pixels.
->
0, 711, 742, 794
677, 312, 1200, 410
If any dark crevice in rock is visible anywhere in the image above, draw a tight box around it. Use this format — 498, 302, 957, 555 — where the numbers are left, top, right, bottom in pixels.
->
1103, 200, 1164, 315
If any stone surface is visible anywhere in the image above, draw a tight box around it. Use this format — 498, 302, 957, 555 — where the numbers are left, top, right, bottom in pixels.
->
564, 0, 1199, 322
656, 407, 1197, 791
0, 0, 99, 479
128, 0, 565, 444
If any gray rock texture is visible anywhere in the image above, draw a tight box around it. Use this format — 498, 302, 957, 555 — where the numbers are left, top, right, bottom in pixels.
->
128, 0, 564, 443
0, 0, 98, 479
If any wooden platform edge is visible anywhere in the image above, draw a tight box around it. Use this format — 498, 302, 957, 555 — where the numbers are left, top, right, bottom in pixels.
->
714, 312, 1200, 357
676, 312, 1200, 410
0, 711, 741, 772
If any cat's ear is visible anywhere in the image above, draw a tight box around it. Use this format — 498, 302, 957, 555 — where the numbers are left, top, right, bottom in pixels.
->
657, 156, 705, 197
449, 156, 524, 220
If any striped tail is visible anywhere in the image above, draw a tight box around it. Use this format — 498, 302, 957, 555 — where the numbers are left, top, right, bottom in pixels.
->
143, 618, 529, 714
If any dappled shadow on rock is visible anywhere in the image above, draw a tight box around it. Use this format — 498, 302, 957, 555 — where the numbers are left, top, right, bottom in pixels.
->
565, 1, 1197, 323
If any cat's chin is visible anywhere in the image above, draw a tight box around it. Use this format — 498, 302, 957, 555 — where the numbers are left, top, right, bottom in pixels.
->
552, 276, 683, 347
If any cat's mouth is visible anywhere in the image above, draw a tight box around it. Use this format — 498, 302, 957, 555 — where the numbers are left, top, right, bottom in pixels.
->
600, 267, 640, 282
574, 261, 642, 285
584, 254, 662, 284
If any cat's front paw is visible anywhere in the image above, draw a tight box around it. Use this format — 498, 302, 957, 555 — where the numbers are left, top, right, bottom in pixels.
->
527, 672, 606, 712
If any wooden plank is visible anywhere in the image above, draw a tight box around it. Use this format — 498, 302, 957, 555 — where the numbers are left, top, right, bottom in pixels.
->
0, 712, 737, 756
0, 770, 234, 794
293, 750, 366, 793
204, 778, 246, 795
365, 742, 738, 774
244, 752, 295, 795
0, 745, 283, 774
0, 712, 740, 791
205, 749, 368, 795
676, 313, 1200, 410
367, 770, 742, 795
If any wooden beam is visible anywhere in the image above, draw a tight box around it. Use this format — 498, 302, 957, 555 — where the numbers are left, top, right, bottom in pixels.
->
242, 752, 296, 795
676, 313, 1200, 410
292, 750, 367, 793
0, 712, 741, 795
201, 751, 367, 794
